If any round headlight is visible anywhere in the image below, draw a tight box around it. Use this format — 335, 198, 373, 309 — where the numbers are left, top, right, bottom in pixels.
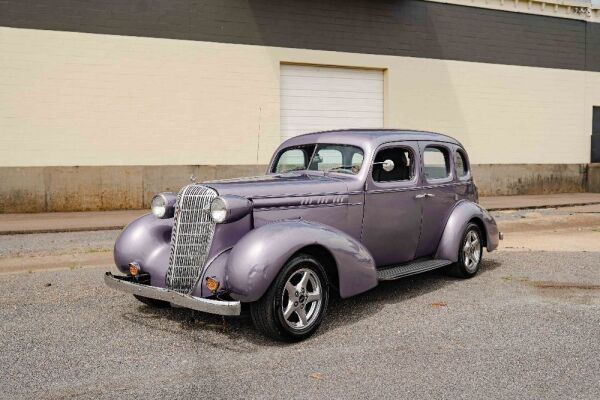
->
210, 197, 227, 223
151, 195, 167, 218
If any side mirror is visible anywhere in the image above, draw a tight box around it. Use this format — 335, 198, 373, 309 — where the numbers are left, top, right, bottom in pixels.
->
313, 155, 323, 163
374, 159, 395, 172
382, 159, 395, 172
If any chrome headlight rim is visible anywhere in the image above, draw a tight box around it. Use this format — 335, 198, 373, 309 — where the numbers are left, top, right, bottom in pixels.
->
151, 192, 176, 219
210, 197, 228, 223
151, 194, 167, 218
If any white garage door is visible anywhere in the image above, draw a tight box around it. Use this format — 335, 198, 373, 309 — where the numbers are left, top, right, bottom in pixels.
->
280, 64, 384, 142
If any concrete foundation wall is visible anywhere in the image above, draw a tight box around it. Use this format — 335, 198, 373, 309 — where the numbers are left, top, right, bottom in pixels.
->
0, 164, 591, 213
588, 163, 600, 193
472, 164, 588, 196
0, 165, 266, 213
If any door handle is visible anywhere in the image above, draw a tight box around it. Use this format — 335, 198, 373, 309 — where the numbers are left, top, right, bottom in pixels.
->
425, 193, 435, 198
415, 194, 426, 199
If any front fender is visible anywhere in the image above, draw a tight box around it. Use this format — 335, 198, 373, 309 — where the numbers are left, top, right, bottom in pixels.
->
113, 213, 172, 288
435, 200, 500, 262
225, 220, 378, 302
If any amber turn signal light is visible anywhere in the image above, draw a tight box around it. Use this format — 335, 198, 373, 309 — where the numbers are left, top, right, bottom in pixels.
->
206, 277, 220, 292
129, 262, 141, 276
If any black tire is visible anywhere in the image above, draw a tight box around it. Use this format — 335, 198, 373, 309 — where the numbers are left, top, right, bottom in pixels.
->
133, 295, 170, 308
250, 254, 330, 342
446, 223, 483, 279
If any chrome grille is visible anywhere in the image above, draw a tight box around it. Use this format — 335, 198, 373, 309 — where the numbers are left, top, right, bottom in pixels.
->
166, 184, 217, 294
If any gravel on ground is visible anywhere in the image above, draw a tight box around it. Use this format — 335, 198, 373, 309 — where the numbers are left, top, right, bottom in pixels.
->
1, 250, 599, 399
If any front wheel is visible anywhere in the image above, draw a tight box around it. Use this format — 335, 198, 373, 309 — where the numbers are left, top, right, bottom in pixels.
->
250, 254, 329, 342
446, 223, 483, 278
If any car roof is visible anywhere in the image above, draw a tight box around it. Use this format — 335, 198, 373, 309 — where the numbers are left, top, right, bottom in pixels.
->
281, 129, 463, 148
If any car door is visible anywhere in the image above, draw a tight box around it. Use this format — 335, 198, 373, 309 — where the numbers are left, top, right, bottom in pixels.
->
414, 142, 457, 259
361, 142, 424, 266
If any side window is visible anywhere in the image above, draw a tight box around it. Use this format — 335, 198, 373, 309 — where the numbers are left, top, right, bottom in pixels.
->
372, 147, 414, 182
454, 149, 469, 178
423, 146, 450, 180
351, 152, 364, 168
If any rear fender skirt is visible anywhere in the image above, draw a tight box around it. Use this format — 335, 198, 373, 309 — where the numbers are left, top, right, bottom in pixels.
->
435, 200, 500, 262
225, 220, 378, 302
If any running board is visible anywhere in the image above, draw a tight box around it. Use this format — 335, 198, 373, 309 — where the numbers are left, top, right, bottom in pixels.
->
377, 259, 453, 281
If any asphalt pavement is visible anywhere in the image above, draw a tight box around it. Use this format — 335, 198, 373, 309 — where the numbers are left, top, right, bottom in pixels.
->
1, 250, 599, 399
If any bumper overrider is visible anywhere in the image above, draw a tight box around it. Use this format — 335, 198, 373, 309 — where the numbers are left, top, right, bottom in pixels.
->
104, 272, 241, 316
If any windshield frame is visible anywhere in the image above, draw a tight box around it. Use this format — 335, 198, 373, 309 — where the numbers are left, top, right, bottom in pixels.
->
270, 143, 365, 175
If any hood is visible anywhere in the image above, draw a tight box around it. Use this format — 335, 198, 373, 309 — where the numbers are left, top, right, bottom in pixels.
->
204, 172, 348, 199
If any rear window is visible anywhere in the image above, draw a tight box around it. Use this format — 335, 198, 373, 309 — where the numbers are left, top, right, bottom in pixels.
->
423, 146, 450, 180
454, 149, 469, 178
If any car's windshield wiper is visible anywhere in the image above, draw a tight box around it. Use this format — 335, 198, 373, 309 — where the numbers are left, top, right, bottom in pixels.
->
326, 165, 356, 174
282, 166, 307, 173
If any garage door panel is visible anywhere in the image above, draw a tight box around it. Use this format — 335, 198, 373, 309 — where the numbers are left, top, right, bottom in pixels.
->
280, 89, 383, 101
281, 97, 383, 111
281, 109, 384, 119
281, 116, 384, 127
281, 65, 384, 141
281, 65, 383, 80
281, 76, 383, 91
281, 81, 382, 95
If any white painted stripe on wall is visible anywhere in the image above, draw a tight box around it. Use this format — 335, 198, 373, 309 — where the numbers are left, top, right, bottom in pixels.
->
280, 65, 384, 142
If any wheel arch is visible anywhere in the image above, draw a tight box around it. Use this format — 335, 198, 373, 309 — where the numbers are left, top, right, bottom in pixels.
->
435, 200, 499, 262
225, 220, 377, 302
292, 244, 340, 295
467, 216, 488, 248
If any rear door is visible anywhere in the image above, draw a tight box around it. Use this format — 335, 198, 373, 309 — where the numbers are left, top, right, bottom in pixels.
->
361, 142, 423, 266
414, 142, 457, 259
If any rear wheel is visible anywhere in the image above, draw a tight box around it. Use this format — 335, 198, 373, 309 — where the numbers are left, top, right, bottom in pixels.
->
250, 254, 329, 342
133, 295, 170, 308
446, 223, 483, 278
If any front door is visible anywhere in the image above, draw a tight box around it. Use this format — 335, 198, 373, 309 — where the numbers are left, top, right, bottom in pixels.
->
361, 143, 423, 266
414, 142, 457, 258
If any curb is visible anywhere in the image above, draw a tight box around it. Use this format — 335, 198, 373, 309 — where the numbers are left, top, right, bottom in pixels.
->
0, 225, 125, 236
486, 201, 600, 212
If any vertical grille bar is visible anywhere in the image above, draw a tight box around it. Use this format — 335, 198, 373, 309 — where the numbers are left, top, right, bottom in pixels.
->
166, 184, 217, 294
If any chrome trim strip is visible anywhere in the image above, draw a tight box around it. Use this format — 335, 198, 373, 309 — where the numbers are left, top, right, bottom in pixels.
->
104, 273, 241, 316
367, 181, 470, 194
251, 190, 363, 199
254, 202, 363, 211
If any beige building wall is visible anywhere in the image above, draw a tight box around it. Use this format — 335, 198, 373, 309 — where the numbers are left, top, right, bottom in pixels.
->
1, 26, 596, 168
0, 26, 597, 211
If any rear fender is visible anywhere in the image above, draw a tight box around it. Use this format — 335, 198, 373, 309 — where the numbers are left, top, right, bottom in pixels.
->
435, 200, 500, 262
225, 220, 378, 302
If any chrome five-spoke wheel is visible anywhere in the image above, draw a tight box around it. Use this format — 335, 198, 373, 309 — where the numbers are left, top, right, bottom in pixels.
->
463, 229, 481, 272
447, 222, 484, 278
281, 268, 323, 330
250, 254, 329, 342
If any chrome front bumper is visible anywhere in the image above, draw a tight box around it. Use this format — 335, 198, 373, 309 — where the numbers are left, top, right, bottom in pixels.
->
104, 272, 241, 316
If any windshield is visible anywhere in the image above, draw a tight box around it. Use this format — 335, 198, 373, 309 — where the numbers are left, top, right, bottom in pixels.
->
272, 144, 364, 175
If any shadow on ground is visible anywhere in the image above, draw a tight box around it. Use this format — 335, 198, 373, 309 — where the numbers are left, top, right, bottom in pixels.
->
119, 259, 502, 350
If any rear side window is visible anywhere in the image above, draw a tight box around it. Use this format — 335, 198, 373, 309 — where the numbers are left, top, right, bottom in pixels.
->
423, 146, 450, 180
454, 149, 469, 178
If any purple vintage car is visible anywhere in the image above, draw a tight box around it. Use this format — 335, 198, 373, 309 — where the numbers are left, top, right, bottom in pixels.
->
105, 129, 502, 341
